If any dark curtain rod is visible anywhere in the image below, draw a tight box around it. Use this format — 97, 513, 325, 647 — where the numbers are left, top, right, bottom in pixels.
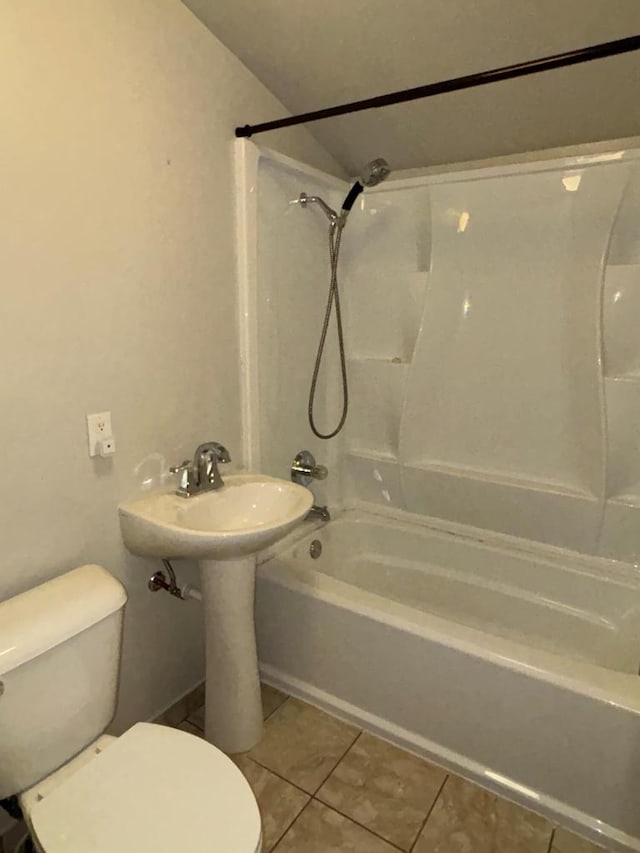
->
235, 34, 640, 139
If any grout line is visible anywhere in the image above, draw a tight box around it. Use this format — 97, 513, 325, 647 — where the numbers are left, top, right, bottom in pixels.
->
262, 789, 310, 853
270, 798, 315, 853
263, 695, 289, 722
243, 756, 312, 796
245, 724, 362, 798
311, 730, 363, 796
546, 828, 556, 853
311, 796, 406, 852
185, 688, 290, 733
409, 774, 449, 852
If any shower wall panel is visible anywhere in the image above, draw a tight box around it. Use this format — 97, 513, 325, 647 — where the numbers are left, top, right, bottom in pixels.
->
251, 152, 347, 506
341, 188, 428, 467
401, 169, 620, 490
341, 151, 640, 556
600, 164, 640, 561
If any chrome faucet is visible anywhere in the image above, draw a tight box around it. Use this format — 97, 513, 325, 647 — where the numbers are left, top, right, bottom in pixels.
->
170, 441, 231, 497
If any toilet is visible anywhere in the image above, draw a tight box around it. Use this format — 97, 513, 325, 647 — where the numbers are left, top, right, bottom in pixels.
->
0, 564, 262, 853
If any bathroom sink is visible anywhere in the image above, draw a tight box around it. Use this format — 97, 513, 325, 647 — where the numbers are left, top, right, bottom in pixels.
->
120, 471, 313, 754
119, 473, 313, 560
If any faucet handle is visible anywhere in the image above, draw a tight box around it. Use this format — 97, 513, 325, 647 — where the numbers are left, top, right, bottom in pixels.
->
169, 460, 193, 496
291, 450, 328, 486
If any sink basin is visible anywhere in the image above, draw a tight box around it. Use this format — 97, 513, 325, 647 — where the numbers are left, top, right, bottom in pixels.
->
119, 473, 313, 560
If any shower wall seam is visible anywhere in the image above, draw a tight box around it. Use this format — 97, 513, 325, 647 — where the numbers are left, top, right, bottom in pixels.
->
594, 176, 630, 551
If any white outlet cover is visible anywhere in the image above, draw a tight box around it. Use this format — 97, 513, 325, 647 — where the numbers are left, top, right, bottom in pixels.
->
87, 411, 113, 457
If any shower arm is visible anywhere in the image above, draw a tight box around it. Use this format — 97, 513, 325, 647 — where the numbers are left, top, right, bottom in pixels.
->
297, 192, 340, 223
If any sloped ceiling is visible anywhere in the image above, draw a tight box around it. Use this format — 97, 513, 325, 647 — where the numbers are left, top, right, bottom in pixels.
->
183, 0, 640, 173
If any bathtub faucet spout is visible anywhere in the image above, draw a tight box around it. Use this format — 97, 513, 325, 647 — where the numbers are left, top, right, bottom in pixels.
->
308, 504, 331, 522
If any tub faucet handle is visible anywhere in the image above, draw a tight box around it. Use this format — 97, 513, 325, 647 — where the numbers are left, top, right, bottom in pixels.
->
291, 450, 328, 486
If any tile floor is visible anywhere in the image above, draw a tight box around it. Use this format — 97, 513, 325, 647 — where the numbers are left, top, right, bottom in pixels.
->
171, 684, 612, 853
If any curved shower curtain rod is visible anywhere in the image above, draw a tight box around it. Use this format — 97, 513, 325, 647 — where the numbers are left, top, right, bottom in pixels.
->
235, 34, 640, 139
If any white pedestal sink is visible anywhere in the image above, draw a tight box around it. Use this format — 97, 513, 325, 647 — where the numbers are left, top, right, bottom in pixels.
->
119, 474, 312, 752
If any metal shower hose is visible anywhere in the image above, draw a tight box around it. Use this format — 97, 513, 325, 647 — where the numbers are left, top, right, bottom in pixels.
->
308, 219, 348, 439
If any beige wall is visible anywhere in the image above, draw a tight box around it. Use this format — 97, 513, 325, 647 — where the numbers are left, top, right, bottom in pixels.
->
0, 0, 340, 730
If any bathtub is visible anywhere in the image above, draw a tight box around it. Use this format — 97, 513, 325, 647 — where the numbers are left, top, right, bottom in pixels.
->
255, 507, 640, 851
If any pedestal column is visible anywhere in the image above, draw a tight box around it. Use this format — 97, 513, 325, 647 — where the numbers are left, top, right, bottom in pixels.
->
199, 555, 263, 753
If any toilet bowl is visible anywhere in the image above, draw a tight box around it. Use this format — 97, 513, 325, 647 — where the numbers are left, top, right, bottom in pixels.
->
0, 565, 262, 853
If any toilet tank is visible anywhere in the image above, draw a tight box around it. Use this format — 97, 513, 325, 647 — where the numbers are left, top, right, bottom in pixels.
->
0, 565, 127, 798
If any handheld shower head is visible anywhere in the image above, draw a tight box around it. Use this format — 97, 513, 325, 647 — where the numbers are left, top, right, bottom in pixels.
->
341, 157, 391, 214
359, 158, 391, 187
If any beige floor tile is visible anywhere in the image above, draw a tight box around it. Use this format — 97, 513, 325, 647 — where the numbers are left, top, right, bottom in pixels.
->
317, 731, 446, 850
552, 827, 612, 852
155, 695, 190, 728
175, 721, 308, 851
248, 698, 360, 793
188, 682, 287, 730
187, 703, 205, 729
414, 775, 552, 853
185, 682, 205, 716
155, 683, 205, 727
274, 799, 399, 853
262, 683, 288, 719
233, 755, 309, 851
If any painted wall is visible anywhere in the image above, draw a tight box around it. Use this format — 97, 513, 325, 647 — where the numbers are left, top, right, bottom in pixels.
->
0, 0, 340, 730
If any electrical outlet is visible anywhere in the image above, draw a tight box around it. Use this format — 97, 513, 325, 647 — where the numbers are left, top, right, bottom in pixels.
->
87, 411, 113, 457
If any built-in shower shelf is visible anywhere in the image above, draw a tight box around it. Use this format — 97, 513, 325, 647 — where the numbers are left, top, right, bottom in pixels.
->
400, 460, 597, 499
606, 262, 640, 271
604, 372, 640, 382
606, 493, 640, 509
348, 356, 411, 366
346, 447, 399, 463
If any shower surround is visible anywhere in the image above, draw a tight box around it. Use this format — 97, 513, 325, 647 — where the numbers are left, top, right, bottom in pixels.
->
239, 141, 640, 559
236, 140, 640, 851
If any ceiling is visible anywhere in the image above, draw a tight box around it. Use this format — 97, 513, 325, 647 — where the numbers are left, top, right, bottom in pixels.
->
183, 0, 640, 173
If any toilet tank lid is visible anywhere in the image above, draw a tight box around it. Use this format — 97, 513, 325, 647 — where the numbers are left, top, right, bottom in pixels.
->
0, 565, 127, 676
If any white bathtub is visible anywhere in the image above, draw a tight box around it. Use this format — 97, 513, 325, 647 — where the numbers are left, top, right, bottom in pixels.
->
256, 507, 640, 851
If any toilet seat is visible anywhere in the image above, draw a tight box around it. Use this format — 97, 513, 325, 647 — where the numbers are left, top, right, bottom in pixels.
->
26, 723, 262, 853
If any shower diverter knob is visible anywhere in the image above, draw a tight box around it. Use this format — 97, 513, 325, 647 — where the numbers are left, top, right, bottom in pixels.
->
291, 450, 328, 486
